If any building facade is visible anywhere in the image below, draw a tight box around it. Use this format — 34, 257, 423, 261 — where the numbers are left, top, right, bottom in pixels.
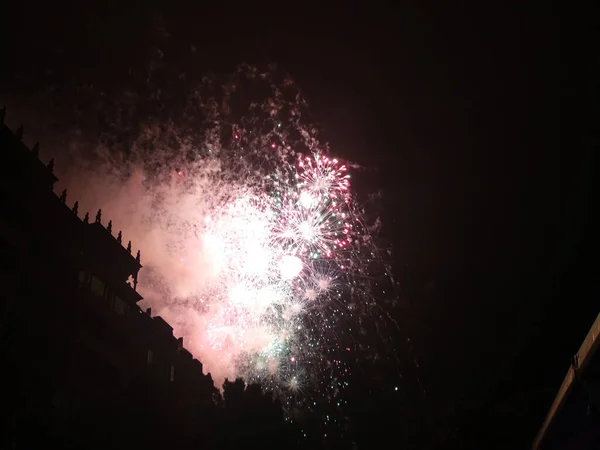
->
0, 108, 218, 449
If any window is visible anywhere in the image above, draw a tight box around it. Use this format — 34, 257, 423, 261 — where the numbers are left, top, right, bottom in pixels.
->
90, 275, 105, 298
147, 349, 153, 365
113, 296, 128, 315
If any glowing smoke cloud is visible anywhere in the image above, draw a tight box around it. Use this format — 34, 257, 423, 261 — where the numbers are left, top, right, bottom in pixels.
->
57, 66, 390, 402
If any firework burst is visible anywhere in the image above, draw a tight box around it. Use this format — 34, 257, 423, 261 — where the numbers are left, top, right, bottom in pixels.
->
190, 151, 360, 385
58, 65, 400, 419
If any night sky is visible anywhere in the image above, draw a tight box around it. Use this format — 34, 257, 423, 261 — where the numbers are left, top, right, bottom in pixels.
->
1, 3, 590, 447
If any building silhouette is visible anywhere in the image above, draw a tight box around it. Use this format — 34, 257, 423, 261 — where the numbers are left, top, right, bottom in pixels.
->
0, 108, 221, 449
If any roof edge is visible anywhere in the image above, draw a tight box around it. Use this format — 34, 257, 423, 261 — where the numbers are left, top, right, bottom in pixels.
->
532, 312, 600, 449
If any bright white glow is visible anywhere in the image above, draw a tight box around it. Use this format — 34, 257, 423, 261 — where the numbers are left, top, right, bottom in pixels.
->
279, 255, 303, 280
299, 191, 316, 208
244, 241, 270, 275
203, 234, 225, 276
299, 221, 315, 241
254, 287, 278, 313
228, 284, 248, 305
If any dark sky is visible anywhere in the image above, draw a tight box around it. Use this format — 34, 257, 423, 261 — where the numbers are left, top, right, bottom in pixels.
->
1, 2, 589, 446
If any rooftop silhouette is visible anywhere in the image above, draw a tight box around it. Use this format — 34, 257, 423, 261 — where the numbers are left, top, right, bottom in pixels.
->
0, 109, 298, 450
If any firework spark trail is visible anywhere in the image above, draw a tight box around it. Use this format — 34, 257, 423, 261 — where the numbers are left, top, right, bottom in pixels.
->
55, 66, 399, 411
